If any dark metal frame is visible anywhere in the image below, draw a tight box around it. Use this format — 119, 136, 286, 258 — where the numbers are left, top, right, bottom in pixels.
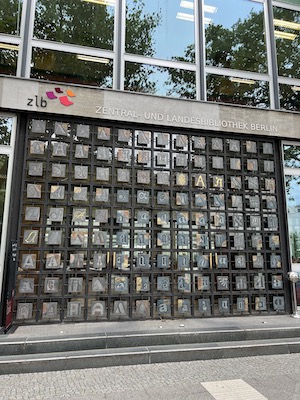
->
13, 114, 290, 322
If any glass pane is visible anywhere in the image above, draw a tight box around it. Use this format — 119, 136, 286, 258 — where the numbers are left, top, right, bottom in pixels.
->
278, 1, 300, 6
0, 117, 12, 145
280, 84, 300, 111
206, 74, 270, 108
285, 175, 300, 262
34, 0, 115, 50
0, 155, 8, 241
283, 145, 300, 168
31, 48, 113, 88
0, 47, 18, 76
0, 0, 23, 35
125, 62, 196, 99
125, 0, 195, 62
274, 7, 300, 79
204, 0, 267, 73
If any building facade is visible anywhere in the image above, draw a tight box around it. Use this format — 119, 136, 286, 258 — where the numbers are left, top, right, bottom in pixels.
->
0, 0, 299, 325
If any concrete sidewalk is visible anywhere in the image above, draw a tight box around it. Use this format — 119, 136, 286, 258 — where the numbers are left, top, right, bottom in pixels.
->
5, 314, 300, 340
1, 314, 300, 375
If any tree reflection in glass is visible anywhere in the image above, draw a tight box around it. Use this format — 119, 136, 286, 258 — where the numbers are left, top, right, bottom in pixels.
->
0, 117, 12, 146
125, 62, 196, 99
126, 0, 195, 61
31, 48, 113, 87
0, 0, 23, 35
274, 6, 300, 80
34, 0, 114, 50
0, 49, 17, 76
285, 175, 300, 263
206, 74, 269, 107
204, 0, 267, 73
284, 146, 300, 262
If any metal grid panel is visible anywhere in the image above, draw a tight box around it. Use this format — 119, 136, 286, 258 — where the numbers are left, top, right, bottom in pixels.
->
14, 116, 288, 322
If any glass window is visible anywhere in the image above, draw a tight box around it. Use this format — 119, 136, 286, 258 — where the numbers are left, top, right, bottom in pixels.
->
31, 48, 113, 88
283, 145, 300, 168
125, 62, 196, 99
277, 1, 300, 6
284, 143, 300, 305
125, 0, 195, 62
34, 0, 115, 50
285, 175, 300, 262
273, 7, 300, 79
0, 117, 12, 146
204, 0, 267, 73
280, 84, 300, 111
0, 0, 23, 35
206, 74, 270, 108
0, 47, 18, 76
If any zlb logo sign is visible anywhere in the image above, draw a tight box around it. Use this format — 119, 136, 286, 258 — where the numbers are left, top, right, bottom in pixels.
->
27, 87, 76, 108
46, 87, 76, 106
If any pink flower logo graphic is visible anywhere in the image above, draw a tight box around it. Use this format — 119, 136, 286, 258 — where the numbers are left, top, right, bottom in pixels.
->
45, 87, 76, 106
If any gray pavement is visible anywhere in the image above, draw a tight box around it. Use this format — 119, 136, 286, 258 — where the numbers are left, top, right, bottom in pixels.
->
0, 353, 300, 400
1, 315, 300, 399
7, 314, 300, 339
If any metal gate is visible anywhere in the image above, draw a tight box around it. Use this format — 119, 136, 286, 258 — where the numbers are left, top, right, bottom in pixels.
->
14, 116, 289, 322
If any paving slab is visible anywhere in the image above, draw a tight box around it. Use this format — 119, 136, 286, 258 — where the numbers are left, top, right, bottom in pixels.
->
5, 314, 300, 340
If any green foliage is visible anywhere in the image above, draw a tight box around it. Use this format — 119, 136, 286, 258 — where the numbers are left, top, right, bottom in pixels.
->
124, 0, 161, 92
284, 146, 300, 169
274, 8, 300, 78
31, 49, 113, 87
0, 0, 22, 35
205, 9, 269, 106
33, 0, 161, 90
205, 24, 234, 68
167, 9, 269, 102
0, 49, 17, 76
0, 0, 21, 75
0, 118, 12, 146
206, 75, 269, 108
163, 44, 196, 99
274, 7, 300, 110
205, 11, 267, 73
2, 0, 300, 106
125, 0, 161, 57
35, 0, 114, 49
168, 6, 300, 108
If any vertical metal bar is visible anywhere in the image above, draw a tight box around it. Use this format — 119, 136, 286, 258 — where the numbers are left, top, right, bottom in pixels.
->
278, 141, 293, 314
19, 0, 36, 78
113, 0, 123, 90
292, 281, 300, 317
195, 0, 206, 101
265, 0, 280, 109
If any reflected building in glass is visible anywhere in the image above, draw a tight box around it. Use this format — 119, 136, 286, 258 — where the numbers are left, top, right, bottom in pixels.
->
0, 0, 299, 324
